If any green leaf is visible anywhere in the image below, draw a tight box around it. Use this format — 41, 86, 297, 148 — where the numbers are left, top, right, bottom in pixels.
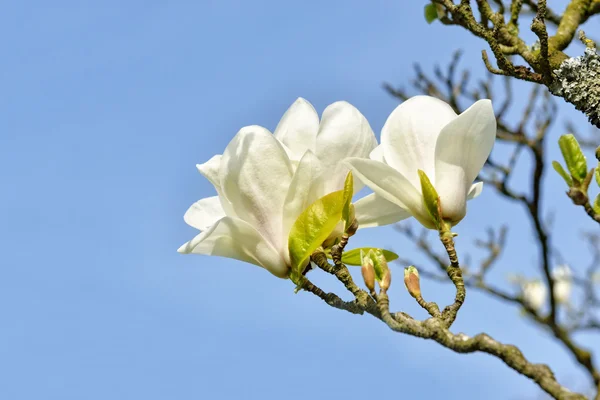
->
552, 161, 573, 187
418, 169, 441, 228
288, 189, 347, 283
594, 194, 600, 215
424, 3, 438, 24
595, 165, 600, 187
371, 249, 388, 282
339, 248, 399, 266
558, 134, 587, 182
341, 171, 354, 231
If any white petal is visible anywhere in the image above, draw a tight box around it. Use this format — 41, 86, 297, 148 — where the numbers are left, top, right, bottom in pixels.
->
370, 145, 385, 162
184, 196, 226, 231
196, 155, 222, 189
282, 151, 325, 258
467, 182, 484, 200
434, 100, 496, 223
220, 125, 293, 253
316, 101, 377, 193
436, 165, 468, 223
178, 217, 288, 278
381, 96, 457, 187
196, 155, 236, 216
354, 193, 412, 228
273, 98, 319, 160
344, 158, 434, 227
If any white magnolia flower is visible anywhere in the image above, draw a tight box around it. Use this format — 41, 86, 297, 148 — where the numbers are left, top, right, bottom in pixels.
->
178, 98, 377, 278
346, 96, 496, 229
552, 264, 572, 304
522, 280, 547, 311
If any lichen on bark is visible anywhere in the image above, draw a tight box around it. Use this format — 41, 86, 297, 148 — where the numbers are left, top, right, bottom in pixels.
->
552, 47, 600, 127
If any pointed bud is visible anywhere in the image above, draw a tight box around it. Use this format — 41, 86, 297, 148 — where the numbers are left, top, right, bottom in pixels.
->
404, 266, 421, 299
360, 250, 375, 292
583, 168, 595, 191
558, 134, 587, 182
381, 269, 391, 292
418, 169, 442, 229
372, 250, 388, 281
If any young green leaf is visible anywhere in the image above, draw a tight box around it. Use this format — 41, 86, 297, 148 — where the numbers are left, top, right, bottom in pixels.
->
288, 189, 346, 283
424, 3, 438, 24
595, 164, 600, 187
558, 134, 587, 182
371, 249, 389, 283
341, 171, 354, 231
418, 169, 441, 228
338, 248, 399, 266
552, 161, 573, 187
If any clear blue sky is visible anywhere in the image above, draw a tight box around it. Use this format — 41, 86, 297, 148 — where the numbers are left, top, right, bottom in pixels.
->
1, 1, 598, 399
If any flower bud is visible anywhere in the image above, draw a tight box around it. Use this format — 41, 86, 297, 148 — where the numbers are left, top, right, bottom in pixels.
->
373, 250, 389, 275
360, 250, 375, 292
381, 269, 391, 292
404, 266, 421, 298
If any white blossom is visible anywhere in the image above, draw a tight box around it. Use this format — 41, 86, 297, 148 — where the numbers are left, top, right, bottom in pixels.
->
178, 98, 377, 277
345, 96, 496, 229
522, 280, 547, 311
552, 264, 572, 304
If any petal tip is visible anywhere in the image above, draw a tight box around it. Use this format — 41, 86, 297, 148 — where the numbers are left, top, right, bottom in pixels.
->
177, 242, 191, 254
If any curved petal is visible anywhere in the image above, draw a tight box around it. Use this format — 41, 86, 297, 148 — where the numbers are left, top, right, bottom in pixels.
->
196, 154, 222, 190
196, 155, 235, 216
282, 151, 325, 259
273, 98, 319, 160
220, 126, 294, 253
184, 196, 226, 231
369, 145, 385, 162
354, 193, 412, 228
316, 101, 377, 194
178, 217, 288, 278
467, 182, 484, 200
436, 166, 468, 224
381, 96, 457, 187
434, 100, 496, 223
344, 158, 434, 227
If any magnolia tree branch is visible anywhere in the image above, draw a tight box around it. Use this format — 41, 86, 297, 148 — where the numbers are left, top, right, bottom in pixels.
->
298, 248, 586, 399
428, 0, 600, 127
384, 52, 599, 397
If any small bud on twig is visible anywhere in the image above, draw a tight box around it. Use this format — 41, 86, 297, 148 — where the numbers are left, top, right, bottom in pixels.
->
404, 266, 421, 299
374, 250, 391, 292
381, 269, 392, 292
361, 251, 375, 292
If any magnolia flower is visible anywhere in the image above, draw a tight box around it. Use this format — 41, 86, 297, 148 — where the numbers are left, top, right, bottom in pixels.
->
346, 96, 496, 229
552, 264, 572, 304
522, 280, 547, 311
178, 98, 377, 278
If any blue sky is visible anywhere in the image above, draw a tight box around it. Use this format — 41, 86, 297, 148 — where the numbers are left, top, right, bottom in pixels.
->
1, 1, 598, 399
